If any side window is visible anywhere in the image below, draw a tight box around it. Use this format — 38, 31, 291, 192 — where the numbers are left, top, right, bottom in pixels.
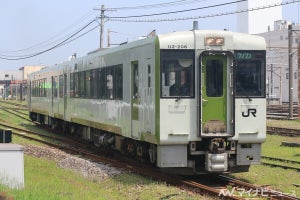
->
85, 70, 91, 98
114, 65, 123, 100
37, 80, 41, 97
148, 64, 151, 88
74, 73, 79, 98
43, 78, 47, 97
52, 76, 58, 98
98, 65, 123, 100
69, 64, 123, 100
132, 62, 139, 100
70, 73, 75, 98
106, 68, 113, 99
132, 61, 139, 120
78, 71, 85, 98
91, 69, 98, 99
32, 78, 47, 97
59, 75, 63, 97
99, 68, 106, 98
31, 81, 34, 97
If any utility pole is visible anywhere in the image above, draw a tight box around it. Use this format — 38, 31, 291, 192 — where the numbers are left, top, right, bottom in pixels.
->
94, 5, 106, 49
270, 64, 273, 95
4, 74, 9, 100
100, 5, 105, 49
288, 24, 293, 119
298, 38, 300, 118
107, 29, 110, 48
95, 5, 115, 49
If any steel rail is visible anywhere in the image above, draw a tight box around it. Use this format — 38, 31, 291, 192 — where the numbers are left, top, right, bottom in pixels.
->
218, 175, 300, 200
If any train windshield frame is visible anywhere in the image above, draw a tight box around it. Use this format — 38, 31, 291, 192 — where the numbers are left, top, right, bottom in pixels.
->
234, 50, 266, 98
160, 49, 195, 98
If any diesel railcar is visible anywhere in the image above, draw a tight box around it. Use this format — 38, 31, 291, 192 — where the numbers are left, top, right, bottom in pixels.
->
28, 30, 266, 174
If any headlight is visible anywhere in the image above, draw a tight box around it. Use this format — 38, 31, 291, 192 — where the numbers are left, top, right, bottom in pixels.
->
205, 37, 224, 46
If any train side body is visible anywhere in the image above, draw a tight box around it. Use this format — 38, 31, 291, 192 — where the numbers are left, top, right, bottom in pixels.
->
28, 30, 266, 174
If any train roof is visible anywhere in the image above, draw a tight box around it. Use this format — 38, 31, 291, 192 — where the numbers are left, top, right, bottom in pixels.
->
28, 30, 266, 78
158, 30, 266, 51
84, 30, 266, 59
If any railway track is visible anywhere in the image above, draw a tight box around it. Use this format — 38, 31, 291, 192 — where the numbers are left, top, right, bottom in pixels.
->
0, 106, 30, 122
261, 156, 300, 172
0, 121, 89, 150
267, 105, 299, 118
0, 100, 29, 121
267, 127, 300, 137
10, 124, 299, 199
2, 120, 298, 199
218, 175, 299, 200
0, 121, 242, 199
0, 100, 27, 108
2, 100, 300, 138
0, 125, 234, 199
1, 101, 299, 199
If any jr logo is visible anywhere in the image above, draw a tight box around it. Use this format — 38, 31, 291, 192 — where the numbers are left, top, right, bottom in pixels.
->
242, 108, 257, 117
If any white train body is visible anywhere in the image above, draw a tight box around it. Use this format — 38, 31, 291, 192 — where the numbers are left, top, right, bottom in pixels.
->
28, 30, 266, 173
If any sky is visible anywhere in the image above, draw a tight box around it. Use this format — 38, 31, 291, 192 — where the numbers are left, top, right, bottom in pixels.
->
0, 0, 299, 72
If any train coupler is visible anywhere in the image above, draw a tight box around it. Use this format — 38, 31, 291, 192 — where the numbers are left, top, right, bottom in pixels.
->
205, 152, 228, 172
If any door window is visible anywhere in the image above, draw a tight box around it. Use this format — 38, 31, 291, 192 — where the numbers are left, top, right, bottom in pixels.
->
206, 60, 223, 97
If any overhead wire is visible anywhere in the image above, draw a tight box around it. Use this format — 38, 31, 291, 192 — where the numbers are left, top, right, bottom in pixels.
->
0, 20, 98, 60
1, 1, 215, 59
109, 0, 247, 19
0, 9, 97, 55
1, 0, 299, 61
109, 0, 300, 22
109, 0, 211, 10
56, 24, 100, 48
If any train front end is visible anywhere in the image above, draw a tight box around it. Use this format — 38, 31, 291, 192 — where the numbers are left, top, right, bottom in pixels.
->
157, 30, 266, 173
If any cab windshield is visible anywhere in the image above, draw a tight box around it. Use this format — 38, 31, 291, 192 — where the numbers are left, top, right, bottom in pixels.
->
235, 51, 266, 98
160, 49, 195, 98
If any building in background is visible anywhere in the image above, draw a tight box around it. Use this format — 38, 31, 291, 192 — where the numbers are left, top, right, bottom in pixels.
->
237, 0, 299, 111
0, 65, 45, 100
19, 65, 45, 81
0, 70, 22, 99
237, 0, 282, 34
258, 20, 299, 103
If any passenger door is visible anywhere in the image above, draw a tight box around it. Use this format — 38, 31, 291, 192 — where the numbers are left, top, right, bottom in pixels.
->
201, 54, 227, 136
144, 61, 152, 132
51, 76, 59, 116
131, 61, 140, 138
63, 73, 67, 119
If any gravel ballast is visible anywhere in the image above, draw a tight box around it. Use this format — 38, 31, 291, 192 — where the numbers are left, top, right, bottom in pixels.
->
24, 144, 123, 181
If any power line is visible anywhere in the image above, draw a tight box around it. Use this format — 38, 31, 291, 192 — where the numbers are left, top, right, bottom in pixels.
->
109, 0, 210, 10
56, 24, 100, 48
1, 0, 299, 61
109, 0, 247, 19
109, 0, 300, 22
0, 20, 97, 61
0, 10, 97, 55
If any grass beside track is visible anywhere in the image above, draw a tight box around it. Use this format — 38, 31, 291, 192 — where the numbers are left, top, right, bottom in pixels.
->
1, 101, 300, 199
231, 119, 300, 197
232, 165, 300, 197
267, 118, 300, 129
0, 155, 208, 200
0, 101, 211, 200
262, 134, 300, 160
